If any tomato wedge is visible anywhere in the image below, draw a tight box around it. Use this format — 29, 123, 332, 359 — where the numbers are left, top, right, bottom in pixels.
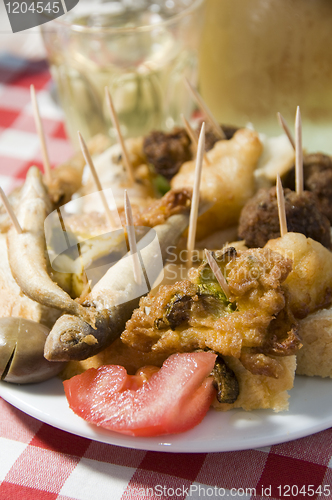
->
63, 352, 217, 437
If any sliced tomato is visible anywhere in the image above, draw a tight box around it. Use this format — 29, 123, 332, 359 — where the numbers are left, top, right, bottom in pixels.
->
63, 352, 217, 437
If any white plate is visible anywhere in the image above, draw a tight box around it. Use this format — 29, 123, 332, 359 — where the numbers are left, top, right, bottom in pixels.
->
1, 375, 332, 453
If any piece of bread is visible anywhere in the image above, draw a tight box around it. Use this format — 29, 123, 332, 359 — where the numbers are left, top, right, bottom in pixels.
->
296, 307, 332, 378
213, 355, 297, 412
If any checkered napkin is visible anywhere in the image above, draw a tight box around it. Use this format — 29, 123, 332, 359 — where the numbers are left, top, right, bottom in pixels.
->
0, 53, 73, 194
1, 56, 332, 500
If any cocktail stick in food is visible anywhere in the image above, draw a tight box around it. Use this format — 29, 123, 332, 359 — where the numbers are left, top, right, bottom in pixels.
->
7, 167, 94, 323
295, 106, 304, 196
277, 112, 295, 150
184, 78, 226, 140
124, 190, 142, 285
30, 84, 52, 185
44, 212, 191, 361
187, 122, 205, 267
78, 131, 117, 229
0, 187, 22, 234
181, 114, 210, 165
276, 174, 288, 237
105, 87, 135, 185
204, 249, 231, 300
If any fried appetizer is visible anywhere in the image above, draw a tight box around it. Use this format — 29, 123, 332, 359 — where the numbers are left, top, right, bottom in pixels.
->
7, 167, 94, 322
143, 128, 192, 181
214, 355, 296, 412
122, 247, 300, 375
295, 306, 332, 378
121, 246, 299, 411
46, 133, 112, 207
265, 232, 332, 319
45, 211, 192, 362
283, 153, 332, 224
266, 233, 332, 378
171, 128, 263, 240
80, 137, 155, 211
254, 134, 295, 188
238, 187, 331, 249
0, 233, 59, 329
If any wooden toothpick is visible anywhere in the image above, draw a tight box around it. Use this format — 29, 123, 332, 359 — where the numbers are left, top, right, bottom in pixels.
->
277, 112, 295, 150
276, 174, 287, 237
181, 114, 210, 165
187, 122, 206, 267
0, 187, 22, 234
78, 131, 116, 229
295, 106, 303, 196
105, 87, 135, 185
204, 249, 231, 300
124, 190, 142, 285
185, 78, 226, 140
30, 84, 52, 185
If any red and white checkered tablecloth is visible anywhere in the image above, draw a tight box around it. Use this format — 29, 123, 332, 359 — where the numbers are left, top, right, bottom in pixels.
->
1, 55, 332, 500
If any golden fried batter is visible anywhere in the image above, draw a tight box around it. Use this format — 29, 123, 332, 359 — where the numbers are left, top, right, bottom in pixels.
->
121, 248, 299, 376
265, 232, 332, 318
171, 128, 263, 239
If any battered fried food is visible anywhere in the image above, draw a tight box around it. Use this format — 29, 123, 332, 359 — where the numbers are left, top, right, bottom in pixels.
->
7, 168, 94, 322
44, 212, 192, 361
121, 247, 300, 378
0, 234, 59, 329
296, 306, 332, 378
265, 232, 332, 318
213, 355, 296, 412
171, 128, 263, 240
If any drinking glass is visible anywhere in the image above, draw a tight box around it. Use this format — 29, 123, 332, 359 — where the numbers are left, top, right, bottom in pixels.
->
41, 0, 205, 148
199, 0, 332, 153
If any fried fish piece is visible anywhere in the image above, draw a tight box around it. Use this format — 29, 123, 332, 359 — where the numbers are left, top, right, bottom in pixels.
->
44, 213, 191, 361
0, 233, 59, 328
171, 128, 263, 240
7, 168, 94, 322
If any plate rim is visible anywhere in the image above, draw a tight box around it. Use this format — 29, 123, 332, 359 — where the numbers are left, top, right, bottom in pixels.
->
1, 375, 332, 453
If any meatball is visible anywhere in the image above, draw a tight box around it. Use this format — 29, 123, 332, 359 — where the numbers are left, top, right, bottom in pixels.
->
143, 128, 192, 181
238, 187, 331, 249
283, 153, 332, 224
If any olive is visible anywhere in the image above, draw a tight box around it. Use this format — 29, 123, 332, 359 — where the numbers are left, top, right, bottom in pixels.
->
0, 317, 66, 384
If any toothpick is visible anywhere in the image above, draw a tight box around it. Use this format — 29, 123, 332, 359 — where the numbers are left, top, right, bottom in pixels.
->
187, 122, 206, 267
295, 106, 303, 196
181, 114, 210, 165
78, 131, 116, 229
30, 84, 52, 185
124, 190, 142, 285
185, 78, 226, 140
204, 249, 231, 300
276, 174, 287, 237
0, 187, 22, 234
181, 114, 198, 147
277, 112, 295, 150
105, 87, 135, 185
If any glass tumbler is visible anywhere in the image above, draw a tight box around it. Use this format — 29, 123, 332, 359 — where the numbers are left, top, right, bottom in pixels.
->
199, 0, 332, 153
41, 0, 205, 148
